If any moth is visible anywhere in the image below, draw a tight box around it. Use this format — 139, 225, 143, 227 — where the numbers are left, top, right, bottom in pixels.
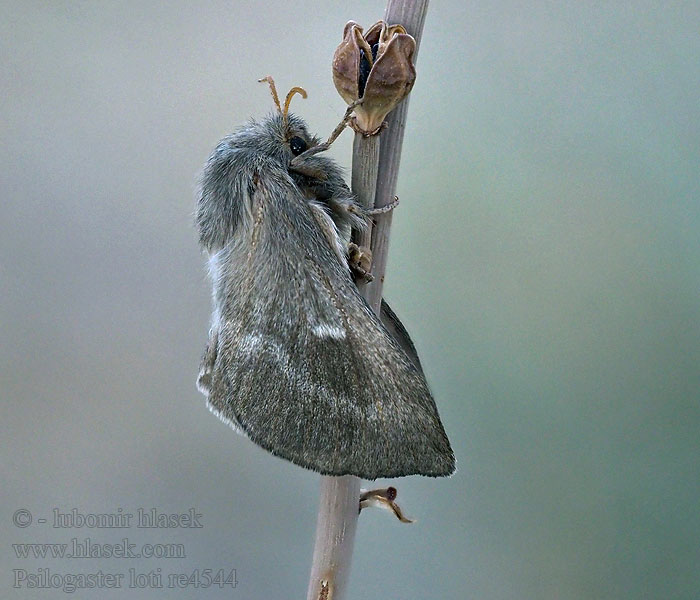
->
196, 78, 454, 479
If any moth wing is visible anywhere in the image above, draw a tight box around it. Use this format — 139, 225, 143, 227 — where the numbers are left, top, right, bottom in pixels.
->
206, 182, 454, 479
379, 299, 423, 374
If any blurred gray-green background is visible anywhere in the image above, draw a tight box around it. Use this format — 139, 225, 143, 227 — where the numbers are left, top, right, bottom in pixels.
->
2, 2, 699, 599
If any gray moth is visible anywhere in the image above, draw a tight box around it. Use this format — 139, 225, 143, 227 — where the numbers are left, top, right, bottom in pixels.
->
196, 86, 454, 479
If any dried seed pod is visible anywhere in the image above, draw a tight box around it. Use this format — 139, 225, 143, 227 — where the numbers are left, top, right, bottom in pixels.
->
332, 20, 416, 134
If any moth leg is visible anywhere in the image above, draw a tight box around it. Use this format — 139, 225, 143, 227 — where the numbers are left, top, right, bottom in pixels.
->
289, 100, 362, 177
348, 242, 373, 282
288, 140, 336, 179
347, 195, 400, 218
367, 195, 400, 215
196, 329, 218, 396
289, 157, 328, 180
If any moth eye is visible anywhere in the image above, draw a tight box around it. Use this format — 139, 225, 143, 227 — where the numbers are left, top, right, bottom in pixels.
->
289, 136, 307, 156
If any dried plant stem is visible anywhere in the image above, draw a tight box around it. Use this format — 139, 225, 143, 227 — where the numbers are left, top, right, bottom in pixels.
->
352, 133, 381, 305
306, 475, 360, 600
365, 0, 429, 311
306, 2, 429, 599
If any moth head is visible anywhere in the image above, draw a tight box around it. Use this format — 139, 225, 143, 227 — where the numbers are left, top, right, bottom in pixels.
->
255, 76, 323, 164
196, 78, 327, 251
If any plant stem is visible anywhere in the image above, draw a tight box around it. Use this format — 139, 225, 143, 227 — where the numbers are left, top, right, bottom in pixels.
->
352, 133, 381, 304
306, 3, 429, 599
306, 475, 360, 600
365, 0, 430, 311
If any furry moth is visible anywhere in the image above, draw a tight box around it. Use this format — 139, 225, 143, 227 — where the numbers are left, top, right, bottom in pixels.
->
196, 79, 454, 479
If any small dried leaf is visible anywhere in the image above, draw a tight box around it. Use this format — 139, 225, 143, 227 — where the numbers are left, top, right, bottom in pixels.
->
359, 487, 414, 523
